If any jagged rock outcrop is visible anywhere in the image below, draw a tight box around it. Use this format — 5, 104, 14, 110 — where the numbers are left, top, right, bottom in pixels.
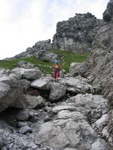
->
70, 0, 113, 102
103, 0, 113, 22
35, 50, 57, 62
52, 12, 102, 53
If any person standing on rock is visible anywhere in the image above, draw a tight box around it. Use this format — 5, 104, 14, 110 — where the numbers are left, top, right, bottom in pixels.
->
53, 59, 60, 82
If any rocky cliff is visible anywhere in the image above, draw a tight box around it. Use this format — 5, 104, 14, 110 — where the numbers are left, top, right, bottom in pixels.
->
52, 12, 102, 53
70, 0, 113, 103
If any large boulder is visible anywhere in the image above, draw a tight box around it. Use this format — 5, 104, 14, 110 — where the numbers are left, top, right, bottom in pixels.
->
69, 62, 82, 77
31, 77, 53, 90
35, 50, 57, 62
59, 76, 92, 94
35, 39, 52, 50
49, 83, 66, 102
26, 95, 45, 109
12, 68, 42, 80
0, 71, 27, 112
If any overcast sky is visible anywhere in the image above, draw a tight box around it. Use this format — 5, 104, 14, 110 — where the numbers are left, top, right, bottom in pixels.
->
0, 0, 109, 59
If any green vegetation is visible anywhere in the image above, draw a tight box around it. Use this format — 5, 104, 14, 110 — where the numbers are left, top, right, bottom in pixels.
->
0, 50, 90, 75
50, 50, 90, 73
0, 59, 19, 70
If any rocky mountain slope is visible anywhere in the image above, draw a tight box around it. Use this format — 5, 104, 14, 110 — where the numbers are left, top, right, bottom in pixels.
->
0, 0, 113, 150
0, 61, 112, 149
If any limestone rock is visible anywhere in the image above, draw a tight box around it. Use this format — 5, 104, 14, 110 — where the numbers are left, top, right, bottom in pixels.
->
49, 83, 66, 102
35, 50, 57, 62
70, 1, 113, 100
0, 74, 27, 112
31, 77, 53, 90
19, 125, 32, 134
12, 67, 42, 80
36, 110, 97, 149
16, 109, 29, 121
103, 0, 113, 22
26, 95, 45, 109
59, 76, 92, 94
52, 12, 102, 53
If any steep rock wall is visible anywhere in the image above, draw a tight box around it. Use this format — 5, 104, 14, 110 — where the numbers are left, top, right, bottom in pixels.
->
52, 12, 102, 53
71, 0, 113, 102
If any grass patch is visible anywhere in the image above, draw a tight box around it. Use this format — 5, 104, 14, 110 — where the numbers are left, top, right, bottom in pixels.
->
50, 50, 90, 72
0, 59, 19, 70
22, 57, 54, 75
0, 50, 90, 75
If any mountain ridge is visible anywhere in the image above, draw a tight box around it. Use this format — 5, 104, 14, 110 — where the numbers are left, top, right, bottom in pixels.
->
5, 12, 102, 60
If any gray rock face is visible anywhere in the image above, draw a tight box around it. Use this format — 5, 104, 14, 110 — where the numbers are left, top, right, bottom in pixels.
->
91, 138, 109, 150
31, 77, 53, 90
35, 39, 51, 48
0, 72, 27, 112
59, 76, 92, 94
68, 94, 108, 123
70, 0, 113, 101
19, 125, 32, 134
18, 60, 37, 69
12, 67, 42, 80
52, 12, 102, 53
69, 62, 82, 77
36, 96, 111, 149
103, 0, 113, 22
36, 112, 97, 149
49, 83, 66, 102
26, 95, 45, 109
35, 50, 57, 62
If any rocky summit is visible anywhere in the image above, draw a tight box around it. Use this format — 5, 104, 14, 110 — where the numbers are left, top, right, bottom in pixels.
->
52, 12, 102, 53
0, 0, 113, 150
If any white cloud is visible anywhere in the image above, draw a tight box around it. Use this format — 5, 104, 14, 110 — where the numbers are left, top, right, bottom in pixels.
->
0, 0, 109, 59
